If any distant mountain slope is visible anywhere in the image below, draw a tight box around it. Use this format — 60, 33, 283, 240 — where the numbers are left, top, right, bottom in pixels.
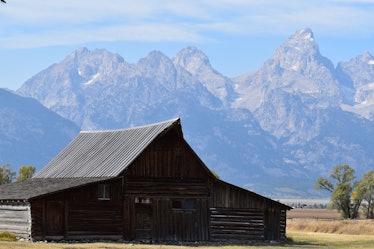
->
0, 89, 80, 170
16, 28, 374, 198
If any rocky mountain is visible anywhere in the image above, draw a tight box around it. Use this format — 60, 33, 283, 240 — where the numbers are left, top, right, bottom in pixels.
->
17, 47, 224, 130
173, 46, 238, 105
0, 89, 80, 170
15, 28, 374, 198
232, 28, 374, 193
234, 28, 342, 141
338, 52, 374, 119
17, 46, 277, 194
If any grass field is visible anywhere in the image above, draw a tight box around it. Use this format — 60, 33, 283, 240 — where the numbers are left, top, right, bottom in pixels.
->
1, 232, 374, 249
287, 231, 374, 249
288, 219, 374, 235
287, 208, 374, 235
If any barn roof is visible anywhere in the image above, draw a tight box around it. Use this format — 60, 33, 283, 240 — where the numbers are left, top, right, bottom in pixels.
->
0, 118, 182, 201
34, 118, 181, 178
0, 177, 111, 201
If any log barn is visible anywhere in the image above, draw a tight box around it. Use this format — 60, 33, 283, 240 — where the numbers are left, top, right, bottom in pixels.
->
0, 118, 291, 242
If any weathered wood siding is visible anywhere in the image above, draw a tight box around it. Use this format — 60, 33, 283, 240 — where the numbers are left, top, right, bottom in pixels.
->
210, 207, 264, 241
211, 181, 266, 209
125, 180, 209, 196
126, 130, 209, 180
30, 178, 123, 240
124, 196, 209, 242
66, 201, 123, 239
153, 198, 209, 242
123, 130, 212, 242
280, 209, 287, 241
0, 203, 31, 239
210, 180, 288, 241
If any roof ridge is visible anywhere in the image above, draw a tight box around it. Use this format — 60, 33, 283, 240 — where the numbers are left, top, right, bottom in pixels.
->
80, 117, 180, 133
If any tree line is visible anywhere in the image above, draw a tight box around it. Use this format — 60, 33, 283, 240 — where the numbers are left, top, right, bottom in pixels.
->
315, 165, 374, 219
0, 164, 35, 184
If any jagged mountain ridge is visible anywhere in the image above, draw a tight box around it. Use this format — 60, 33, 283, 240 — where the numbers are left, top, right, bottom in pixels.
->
234, 28, 343, 141
339, 52, 374, 119
0, 89, 80, 169
232, 28, 374, 189
17, 46, 279, 194
15, 28, 374, 198
18, 47, 225, 129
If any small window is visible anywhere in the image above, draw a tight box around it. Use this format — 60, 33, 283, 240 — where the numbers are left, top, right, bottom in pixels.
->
172, 200, 182, 209
185, 200, 195, 210
171, 200, 196, 211
98, 184, 110, 200
135, 197, 151, 204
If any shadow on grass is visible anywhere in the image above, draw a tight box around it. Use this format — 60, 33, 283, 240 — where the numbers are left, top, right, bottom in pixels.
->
157, 237, 328, 248
194, 237, 328, 248
282, 236, 327, 248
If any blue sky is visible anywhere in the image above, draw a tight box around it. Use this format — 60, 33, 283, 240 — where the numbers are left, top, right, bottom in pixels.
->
1, 0, 374, 90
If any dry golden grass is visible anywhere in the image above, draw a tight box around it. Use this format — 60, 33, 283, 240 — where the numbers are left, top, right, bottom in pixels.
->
287, 208, 374, 235
287, 219, 374, 235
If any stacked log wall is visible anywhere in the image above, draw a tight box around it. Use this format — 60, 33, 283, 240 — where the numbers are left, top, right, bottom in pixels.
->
0, 203, 31, 239
210, 180, 288, 241
210, 207, 264, 241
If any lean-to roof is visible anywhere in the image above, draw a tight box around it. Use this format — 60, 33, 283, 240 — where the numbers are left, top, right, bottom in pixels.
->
0, 177, 111, 201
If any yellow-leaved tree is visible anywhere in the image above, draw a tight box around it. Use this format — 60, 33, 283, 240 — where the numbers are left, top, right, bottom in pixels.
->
16, 165, 36, 182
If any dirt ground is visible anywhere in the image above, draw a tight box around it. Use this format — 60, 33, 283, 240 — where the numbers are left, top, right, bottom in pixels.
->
287, 208, 341, 219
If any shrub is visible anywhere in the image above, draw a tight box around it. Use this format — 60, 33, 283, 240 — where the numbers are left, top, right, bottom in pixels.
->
0, 231, 17, 241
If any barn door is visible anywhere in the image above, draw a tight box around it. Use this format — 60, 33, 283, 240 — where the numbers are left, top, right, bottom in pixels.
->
134, 198, 152, 242
45, 201, 65, 237
264, 208, 280, 241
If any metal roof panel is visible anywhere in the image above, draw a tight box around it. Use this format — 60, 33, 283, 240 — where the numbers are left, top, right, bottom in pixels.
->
34, 118, 180, 178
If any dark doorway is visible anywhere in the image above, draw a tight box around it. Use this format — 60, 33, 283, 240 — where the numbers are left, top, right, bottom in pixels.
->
45, 201, 64, 237
264, 208, 280, 241
135, 201, 152, 241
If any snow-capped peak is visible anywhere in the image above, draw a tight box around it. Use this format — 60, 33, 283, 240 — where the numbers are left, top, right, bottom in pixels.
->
297, 28, 314, 42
